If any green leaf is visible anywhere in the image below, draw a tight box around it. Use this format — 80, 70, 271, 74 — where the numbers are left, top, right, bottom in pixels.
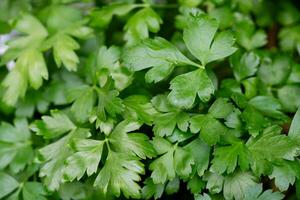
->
165, 177, 180, 195
234, 18, 267, 50
0, 119, 33, 173
94, 151, 144, 199
277, 1, 300, 25
123, 37, 198, 83
183, 15, 237, 66
31, 110, 76, 139
1, 14, 48, 105
42, 6, 92, 71
190, 114, 228, 145
242, 77, 258, 99
241, 106, 269, 137
225, 108, 242, 130
211, 141, 250, 174
0, 172, 19, 199
230, 51, 260, 82
187, 175, 205, 194
223, 171, 258, 200
247, 126, 298, 164
269, 161, 299, 191
150, 137, 194, 183
168, 69, 215, 108
248, 96, 286, 119
37, 128, 90, 191
289, 107, 300, 142
69, 86, 123, 125
184, 138, 210, 176
258, 55, 291, 86
142, 178, 164, 200
90, 3, 139, 28
0, 20, 11, 33
97, 46, 132, 90
124, 8, 162, 45
15, 90, 49, 118
68, 85, 95, 123
44, 5, 82, 32
174, 147, 195, 178
93, 89, 124, 121
208, 98, 234, 119
2, 49, 48, 105
153, 111, 189, 137
203, 172, 224, 194
150, 150, 175, 184
278, 84, 300, 112
52, 34, 80, 71
22, 182, 48, 200
123, 95, 157, 125
279, 25, 300, 52
109, 120, 156, 159
63, 139, 105, 181
194, 193, 211, 200
58, 183, 87, 200
244, 183, 284, 200
210, 6, 234, 29
151, 94, 176, 113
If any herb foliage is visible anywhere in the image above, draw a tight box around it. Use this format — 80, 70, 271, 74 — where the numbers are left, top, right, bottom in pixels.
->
1, 0, 300, 199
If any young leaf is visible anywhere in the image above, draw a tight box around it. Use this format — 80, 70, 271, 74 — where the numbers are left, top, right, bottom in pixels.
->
1, 14, 48, 105
190, 114, 228, 145
22, 182, 49, 200
203, 172, 224, 194
123, 95, 158, 125
124, 8, 162, 45
269, 161, 299, 191
68, 85, 95, 123
123, 36, 197, 80
0, 172, 19, 199
97, 46, 132, 90
35, 127, 90, 191
31, 110, 76, 139
244, 183, 284, 200
208, 98, 234, 119
2, 49, 48, 105
184, 138, 210, 176
150, 137, 194, 183
234, 18, 267, 50
247, 126, 298, 163
183, 15, 237, 66
289, 107, 300, 142
248, 96, 286, 119
152, 95, 190, 136
63, 139, 105, 181
109, 120, 156, 159
168, 69, 215, 108
258, 55, 291, 86
230, 51, 260, 82
90, 3, 139, 28
142, 178, 164, 200
211, 141, 250, 174
223, 171, 258, 200
0, 119, 33, 173
94, 151, 144, 199
279, 25, 300, 52
278, 84, 300, 112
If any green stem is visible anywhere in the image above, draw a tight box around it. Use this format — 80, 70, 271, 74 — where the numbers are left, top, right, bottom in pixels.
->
133, 3, 179, 9
105, 138, 111, 152
150, 4, 179, 9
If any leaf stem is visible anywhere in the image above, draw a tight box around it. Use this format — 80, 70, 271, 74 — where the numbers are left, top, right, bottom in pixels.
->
150, 4, 179, 9
104, 138, 111, 151
133, 3, 179, 9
